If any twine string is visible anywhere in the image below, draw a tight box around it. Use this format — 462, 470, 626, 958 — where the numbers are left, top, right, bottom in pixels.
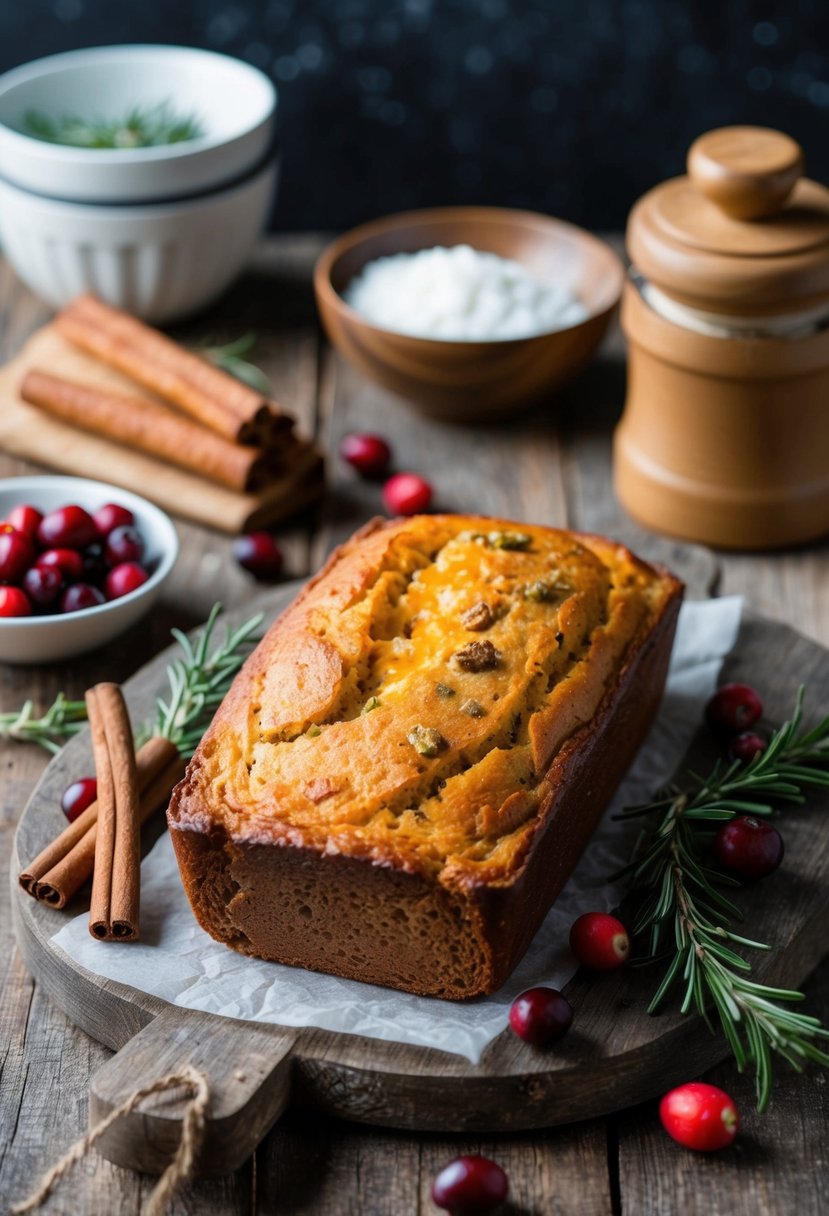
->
12, 1065, 210, 1216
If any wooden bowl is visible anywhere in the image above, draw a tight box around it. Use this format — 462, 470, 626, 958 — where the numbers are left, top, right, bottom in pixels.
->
314, 206, 624, 422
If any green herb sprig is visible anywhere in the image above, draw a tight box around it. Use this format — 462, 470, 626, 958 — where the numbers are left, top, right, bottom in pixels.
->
24, 102, 203, 149
0, 605, 261, 761
0, 693, 89, 755
620, 688, 829, 1109
151, 604, 261, 757
202, 334, 272, 395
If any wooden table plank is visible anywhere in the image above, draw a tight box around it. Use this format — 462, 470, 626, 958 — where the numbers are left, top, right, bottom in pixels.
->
1, 233, 827, 1215
312, 348, 571, 571
261, 1112, 613, 1215
617, 968, 829, 1216
418, 1125, 614, 1216
0, 247, 327, 1216
554, 251, 829, 1215
554, 250, 720, 602
720, 548, 829, 647
305, 298, 616, 1210
161, 238, 325, 615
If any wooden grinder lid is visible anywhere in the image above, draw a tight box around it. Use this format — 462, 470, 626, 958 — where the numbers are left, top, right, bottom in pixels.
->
628, 126, 829, 315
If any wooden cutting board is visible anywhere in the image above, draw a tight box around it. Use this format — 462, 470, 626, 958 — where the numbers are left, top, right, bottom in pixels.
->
0, 325, 324, 533
10, 590, 829, 1177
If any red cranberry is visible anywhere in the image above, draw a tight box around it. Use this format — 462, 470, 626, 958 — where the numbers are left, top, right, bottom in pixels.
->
105, 525, 144, 565
82, 544, 109, 586
569, 912, 630, 971
93, 502, 135, 536
729, 731, 767, 763
713, 815, 784, 880
0, 528, 34, 583
705, 683, 763, 737
340, 432, 392, 477
6, 503, 42, 537
61, 777, 97, 822
38, 504, 98, 550
232, 532, 283, 580
659, 1082, 739, 1152
36, 547, 85, 582
105, 562, 149, 600
23, 564, 63, 608
509, 987, 573, 1047
382, 472, 433, 515
0, 586, 31, 617
60, 582, 106, 613
432, 1155, 509, 1214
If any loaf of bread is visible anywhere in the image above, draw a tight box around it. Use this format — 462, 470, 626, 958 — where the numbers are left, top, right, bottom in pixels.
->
169, 516, 683, 999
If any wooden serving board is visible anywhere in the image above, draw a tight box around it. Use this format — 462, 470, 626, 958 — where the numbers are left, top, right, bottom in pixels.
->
0, 325, 324, 534
10, 591, 829, 1178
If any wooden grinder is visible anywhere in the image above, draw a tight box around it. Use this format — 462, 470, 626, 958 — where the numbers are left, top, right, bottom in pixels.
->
615, 126, 829, 549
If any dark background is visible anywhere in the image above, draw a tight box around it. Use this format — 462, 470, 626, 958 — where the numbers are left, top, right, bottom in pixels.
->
2, 0, 829, 232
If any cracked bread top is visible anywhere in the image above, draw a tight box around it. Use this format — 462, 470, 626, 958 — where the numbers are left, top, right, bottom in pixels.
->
173, 516, 677, 891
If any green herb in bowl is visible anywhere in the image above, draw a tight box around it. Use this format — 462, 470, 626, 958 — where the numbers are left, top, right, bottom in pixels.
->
23, 101, 203, 149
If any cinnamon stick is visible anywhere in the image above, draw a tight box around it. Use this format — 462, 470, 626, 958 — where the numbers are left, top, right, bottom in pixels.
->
37, 759, 184, 909
21, 370, 271, 493
86, 684, 141, 941
55, 294, 291, 446
19, 735, 183, 908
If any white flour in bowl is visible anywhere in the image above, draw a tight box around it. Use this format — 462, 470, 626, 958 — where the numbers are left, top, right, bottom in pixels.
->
342, 244, 588, 341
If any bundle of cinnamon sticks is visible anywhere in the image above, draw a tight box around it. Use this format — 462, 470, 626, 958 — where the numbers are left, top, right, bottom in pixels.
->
19, 683, 185, 940
18, 294, 323, 507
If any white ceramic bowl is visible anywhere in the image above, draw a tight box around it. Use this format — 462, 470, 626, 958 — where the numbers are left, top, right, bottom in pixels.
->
0, 156, 277, 321
0, 45, 276, 203
0, 475, 178, 664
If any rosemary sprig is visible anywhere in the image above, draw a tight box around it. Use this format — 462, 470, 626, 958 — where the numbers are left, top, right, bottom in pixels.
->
0, 694, 88, 755
620, 688, 829, 1109
24, 102, 203, 149
152, 604, 262, 757
0, 605, 261, 761
202, 333, 271, 395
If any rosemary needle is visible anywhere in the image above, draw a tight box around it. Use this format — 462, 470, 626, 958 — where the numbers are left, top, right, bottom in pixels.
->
201, 333, 272, 396
152, 604, 262, 757
24, 102, 203, 149
620, 687, 829, 1110
0, 604, 261, 761
0, 694, 88, 755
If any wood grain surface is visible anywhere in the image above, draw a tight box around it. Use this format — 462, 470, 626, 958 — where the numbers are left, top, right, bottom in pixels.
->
10, 604, 829, 1177
0, 322, 324, 534
1, 238, 828, 1215
687, 126, 804, 219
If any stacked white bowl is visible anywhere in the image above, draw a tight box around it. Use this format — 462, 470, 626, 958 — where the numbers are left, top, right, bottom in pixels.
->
0, 45, 278, 321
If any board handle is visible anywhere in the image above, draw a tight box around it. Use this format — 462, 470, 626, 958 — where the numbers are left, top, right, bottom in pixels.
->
90, 1007, 296, 1175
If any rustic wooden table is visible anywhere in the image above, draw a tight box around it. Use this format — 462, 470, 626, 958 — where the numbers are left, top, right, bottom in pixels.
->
1, 237, 827, 1215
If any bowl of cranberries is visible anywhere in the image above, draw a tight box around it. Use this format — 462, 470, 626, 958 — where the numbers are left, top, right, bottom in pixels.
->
0, 475, 178, 662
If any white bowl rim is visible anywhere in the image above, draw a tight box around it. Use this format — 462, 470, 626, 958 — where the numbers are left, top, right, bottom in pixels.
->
0, 475, 179, 628
0, 45, 277, 165
0, 152, 277, 217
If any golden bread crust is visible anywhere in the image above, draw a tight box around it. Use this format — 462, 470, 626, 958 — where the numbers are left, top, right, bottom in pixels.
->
169, 515, 683, 998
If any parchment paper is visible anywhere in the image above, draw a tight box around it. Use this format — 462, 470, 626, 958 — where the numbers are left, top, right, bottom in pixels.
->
52, 597, 742, 1063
